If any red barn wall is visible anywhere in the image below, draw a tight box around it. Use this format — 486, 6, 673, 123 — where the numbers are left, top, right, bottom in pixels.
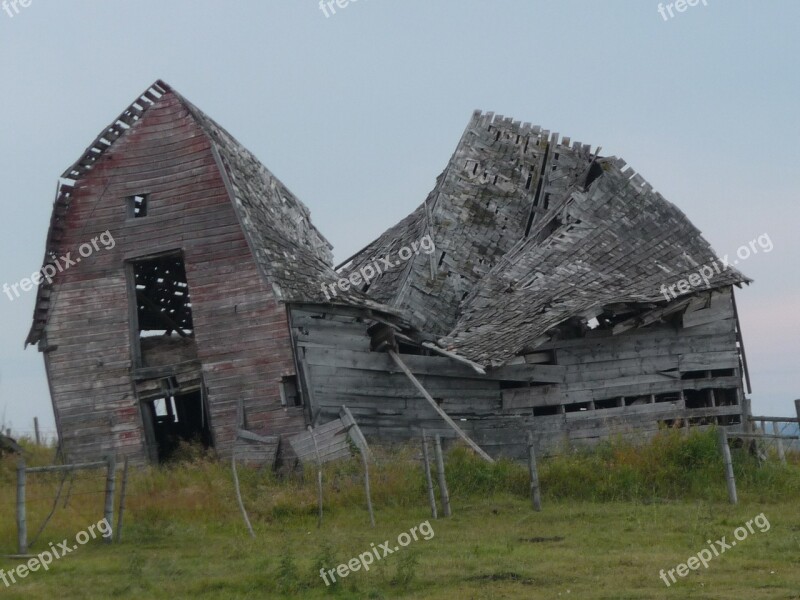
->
42, 92, 306, 463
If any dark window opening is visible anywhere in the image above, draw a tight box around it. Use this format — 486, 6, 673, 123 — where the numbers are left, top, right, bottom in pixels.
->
715, 388, 739, 406
533, 405, 561, 417
595, 397, 621, 410
144, 389, 212, 462
661, 417, 716, 429
681, 370, 708, 380
279, 376, 302, 407
499, 380, 530, 390
655, 393, 681, 403
564, 401, 592, 413
516, 350, 556, 365
396, 341, 429, 356
583, 161, 604, 189
128, 194, 149, 218
710, 369, 735, 378
525, 143, 551, 236
718, 414, 742, 426
133, 254, 194, 340
625, 395, 651, 406
684, 389, 711, 409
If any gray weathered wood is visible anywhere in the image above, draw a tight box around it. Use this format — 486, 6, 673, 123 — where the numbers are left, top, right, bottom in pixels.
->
308, 425, 324, 529
718, 429, 737, 505
232, 399, 255, 538
103, 455, 116, 543
526, 431, 542, 511
773, 423, 786, 465
340, 405, 373, 460
34, 418, 41, 446
340, 406, 375, 527
17, 458, 27, 554
25, 461, 107, 474
389, 350, 494, 463
421, 430, 438, 519
116, 457, 129, 542
420, 341, 486, 374
750, 415, 800, 423
727, 433, 799, 440
433, 435, 451, 517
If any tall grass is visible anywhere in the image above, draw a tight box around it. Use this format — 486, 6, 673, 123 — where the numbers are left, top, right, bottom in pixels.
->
1, 428, 798, 552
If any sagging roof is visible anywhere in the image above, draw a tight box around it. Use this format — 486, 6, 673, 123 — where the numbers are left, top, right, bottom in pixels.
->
338, 111, 601, 335
26, 80, 400, 347
341, 111, 751, 366
443, 157, 750, 364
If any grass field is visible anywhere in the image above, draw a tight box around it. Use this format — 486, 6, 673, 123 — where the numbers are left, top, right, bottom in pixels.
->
1, 430, 799, 599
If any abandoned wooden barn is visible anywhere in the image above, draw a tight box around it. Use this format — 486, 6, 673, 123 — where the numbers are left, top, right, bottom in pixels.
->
27, 80, 752, 465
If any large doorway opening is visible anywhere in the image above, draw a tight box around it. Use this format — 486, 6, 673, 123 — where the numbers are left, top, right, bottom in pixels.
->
143, 389, 213, 462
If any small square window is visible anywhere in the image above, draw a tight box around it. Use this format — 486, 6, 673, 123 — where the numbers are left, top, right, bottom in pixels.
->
128, 194, 149, 218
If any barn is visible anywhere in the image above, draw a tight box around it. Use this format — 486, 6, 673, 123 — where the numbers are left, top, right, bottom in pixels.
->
26, 81, 752, 465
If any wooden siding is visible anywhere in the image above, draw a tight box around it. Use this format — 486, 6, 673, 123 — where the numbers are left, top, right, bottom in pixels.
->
42, 92, 306, 463
292, 290, 745, 459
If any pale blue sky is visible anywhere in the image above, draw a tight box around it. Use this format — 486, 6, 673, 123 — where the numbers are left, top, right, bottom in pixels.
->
1, 0, 798, 436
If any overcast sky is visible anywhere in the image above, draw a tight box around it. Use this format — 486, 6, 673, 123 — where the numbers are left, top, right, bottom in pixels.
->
1, 1, 797, 437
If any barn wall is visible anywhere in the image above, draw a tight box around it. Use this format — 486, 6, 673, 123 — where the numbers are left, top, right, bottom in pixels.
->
505, 288, 746, 455
42, 92, 305, 463
292, 288, 745, 458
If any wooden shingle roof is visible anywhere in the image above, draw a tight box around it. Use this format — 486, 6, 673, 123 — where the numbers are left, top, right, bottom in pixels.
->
341, 112, 751, 366
443, 157, 750, 365
26, 81, 400, 347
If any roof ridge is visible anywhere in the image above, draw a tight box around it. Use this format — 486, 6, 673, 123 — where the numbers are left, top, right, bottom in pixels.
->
26, 79, 172, 347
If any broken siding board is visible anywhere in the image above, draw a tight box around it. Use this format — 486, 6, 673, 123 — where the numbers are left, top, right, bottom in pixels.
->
288, 418, 354, 465
502, 375, 742, 410
678, 351, 740, 371
554, 333, 737, 365
682, 302, 735, 328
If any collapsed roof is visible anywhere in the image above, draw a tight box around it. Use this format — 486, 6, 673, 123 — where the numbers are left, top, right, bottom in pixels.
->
340, 111, 750, 366
27, 84, 749, 368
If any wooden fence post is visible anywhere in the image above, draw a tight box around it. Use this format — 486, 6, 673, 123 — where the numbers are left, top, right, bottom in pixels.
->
231, 447, 256, 538
116, 457, 130, 542
34, 418, 41, 446
526, 431, 542, 512
741, 396, 752, 433
421, 431, 437, 519
103, 455, 117, 542
232, 399, 256, 538
362, 452, 375, 528
718, 429, 738, 505
341, 406, 375, 527
308, 426, 324, 529
17, 458, 27, 555
433, 435, 451, 517
772, 423, 787, 465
